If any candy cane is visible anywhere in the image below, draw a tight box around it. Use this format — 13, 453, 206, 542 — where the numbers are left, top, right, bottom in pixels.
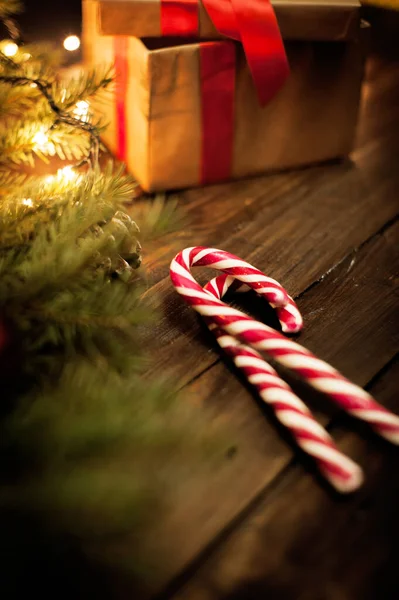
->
208, 269, 399, 445
204, 278, 363, 492
170, 247, 399, 448
172, 247, 303, 334
172, 257, 362, 492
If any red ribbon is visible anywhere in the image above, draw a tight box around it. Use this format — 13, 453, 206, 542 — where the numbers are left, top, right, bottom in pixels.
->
200, 42, 236, 184
160, 0, 199, 35
114, 36, 129, 161
161, 0, 288, 185
229, 0, 289, 105
162, 0, 289, 105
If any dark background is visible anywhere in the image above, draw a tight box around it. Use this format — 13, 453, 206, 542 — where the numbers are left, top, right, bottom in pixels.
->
16, 0, 82, 44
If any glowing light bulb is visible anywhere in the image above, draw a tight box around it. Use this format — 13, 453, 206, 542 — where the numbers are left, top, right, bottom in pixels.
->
32, 130, 51, 153
57, 166, 77, 182
73, 100, 90, 122
32, 129, 56, 155
2, 41, 18, 57
63, 35, 80, 52
21, 198, 33, 207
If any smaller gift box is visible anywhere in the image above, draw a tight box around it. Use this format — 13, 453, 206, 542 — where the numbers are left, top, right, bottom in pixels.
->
83, 0, 366, 192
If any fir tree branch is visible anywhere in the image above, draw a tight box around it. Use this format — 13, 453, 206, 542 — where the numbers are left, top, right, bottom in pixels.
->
0, 74, 101, 159
54, 67, 114, 110
0, 67, 112, 168
0, 164, 138, 245
0, 0, 22, 17
0, 4, 206, 580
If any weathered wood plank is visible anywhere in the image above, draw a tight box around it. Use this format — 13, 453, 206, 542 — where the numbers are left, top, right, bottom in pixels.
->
170, 357, 399, 600
142, 135, 399, 388
135, 219, 399, 595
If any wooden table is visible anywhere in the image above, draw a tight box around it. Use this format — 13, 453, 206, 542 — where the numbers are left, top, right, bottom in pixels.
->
136, 31, 399, 600
0, 11, 397, 600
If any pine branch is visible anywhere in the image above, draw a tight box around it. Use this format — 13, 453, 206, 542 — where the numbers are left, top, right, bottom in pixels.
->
0, 3, 210, 582
0, 163, 137, 245
21, 42, 63, 69
134, 194, 185, 242
0, 164, 145, 370
0, 74, 100, 147
0, 63, 113, 169
0, 0, 22, 18
1, 187, 132, 297
0, 358, 220, 548
0, 46, 61, 79
54, 67, 114, 110
0, 117, 91, 165
0, 167, 28, 193
0, 83, 38, 118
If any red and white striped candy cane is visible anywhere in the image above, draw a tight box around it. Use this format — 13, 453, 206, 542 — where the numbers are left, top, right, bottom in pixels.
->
172, 247, 303, 334
171, 254, 362, 492
205, 281, 363, 492
170, 247, 399, 447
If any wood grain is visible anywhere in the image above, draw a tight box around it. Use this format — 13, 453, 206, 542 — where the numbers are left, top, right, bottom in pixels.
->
170, 357, 399, 600
142, 147, 399, 389
136, 218, 399, 595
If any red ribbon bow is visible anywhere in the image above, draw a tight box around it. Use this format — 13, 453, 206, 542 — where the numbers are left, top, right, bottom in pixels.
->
161, 0, 289, 105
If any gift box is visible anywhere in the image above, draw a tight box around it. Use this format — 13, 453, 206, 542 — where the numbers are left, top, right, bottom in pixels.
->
83, 0, 366, 192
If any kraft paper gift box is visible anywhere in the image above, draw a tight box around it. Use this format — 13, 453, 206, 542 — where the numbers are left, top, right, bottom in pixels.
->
83, 0, 365, 192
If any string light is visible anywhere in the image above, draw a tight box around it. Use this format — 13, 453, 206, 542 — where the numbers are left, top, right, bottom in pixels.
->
63, 35, 80, 52
32, 130, 49, 149
57, 166, 78, 182
73, 100, 90, 122
43, 168, 78, 186
1, 41, 18, 57
32, 129, 55, 155
21, 198, 33, 207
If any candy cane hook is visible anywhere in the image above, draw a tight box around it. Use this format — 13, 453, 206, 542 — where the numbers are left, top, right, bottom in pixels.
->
170, 247, 399, 491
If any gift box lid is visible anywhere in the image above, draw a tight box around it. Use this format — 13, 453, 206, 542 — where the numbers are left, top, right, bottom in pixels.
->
95, 0, 361, 41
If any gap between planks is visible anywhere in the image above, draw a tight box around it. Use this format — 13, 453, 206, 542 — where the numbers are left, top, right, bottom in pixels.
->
176, 212, 399, 396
